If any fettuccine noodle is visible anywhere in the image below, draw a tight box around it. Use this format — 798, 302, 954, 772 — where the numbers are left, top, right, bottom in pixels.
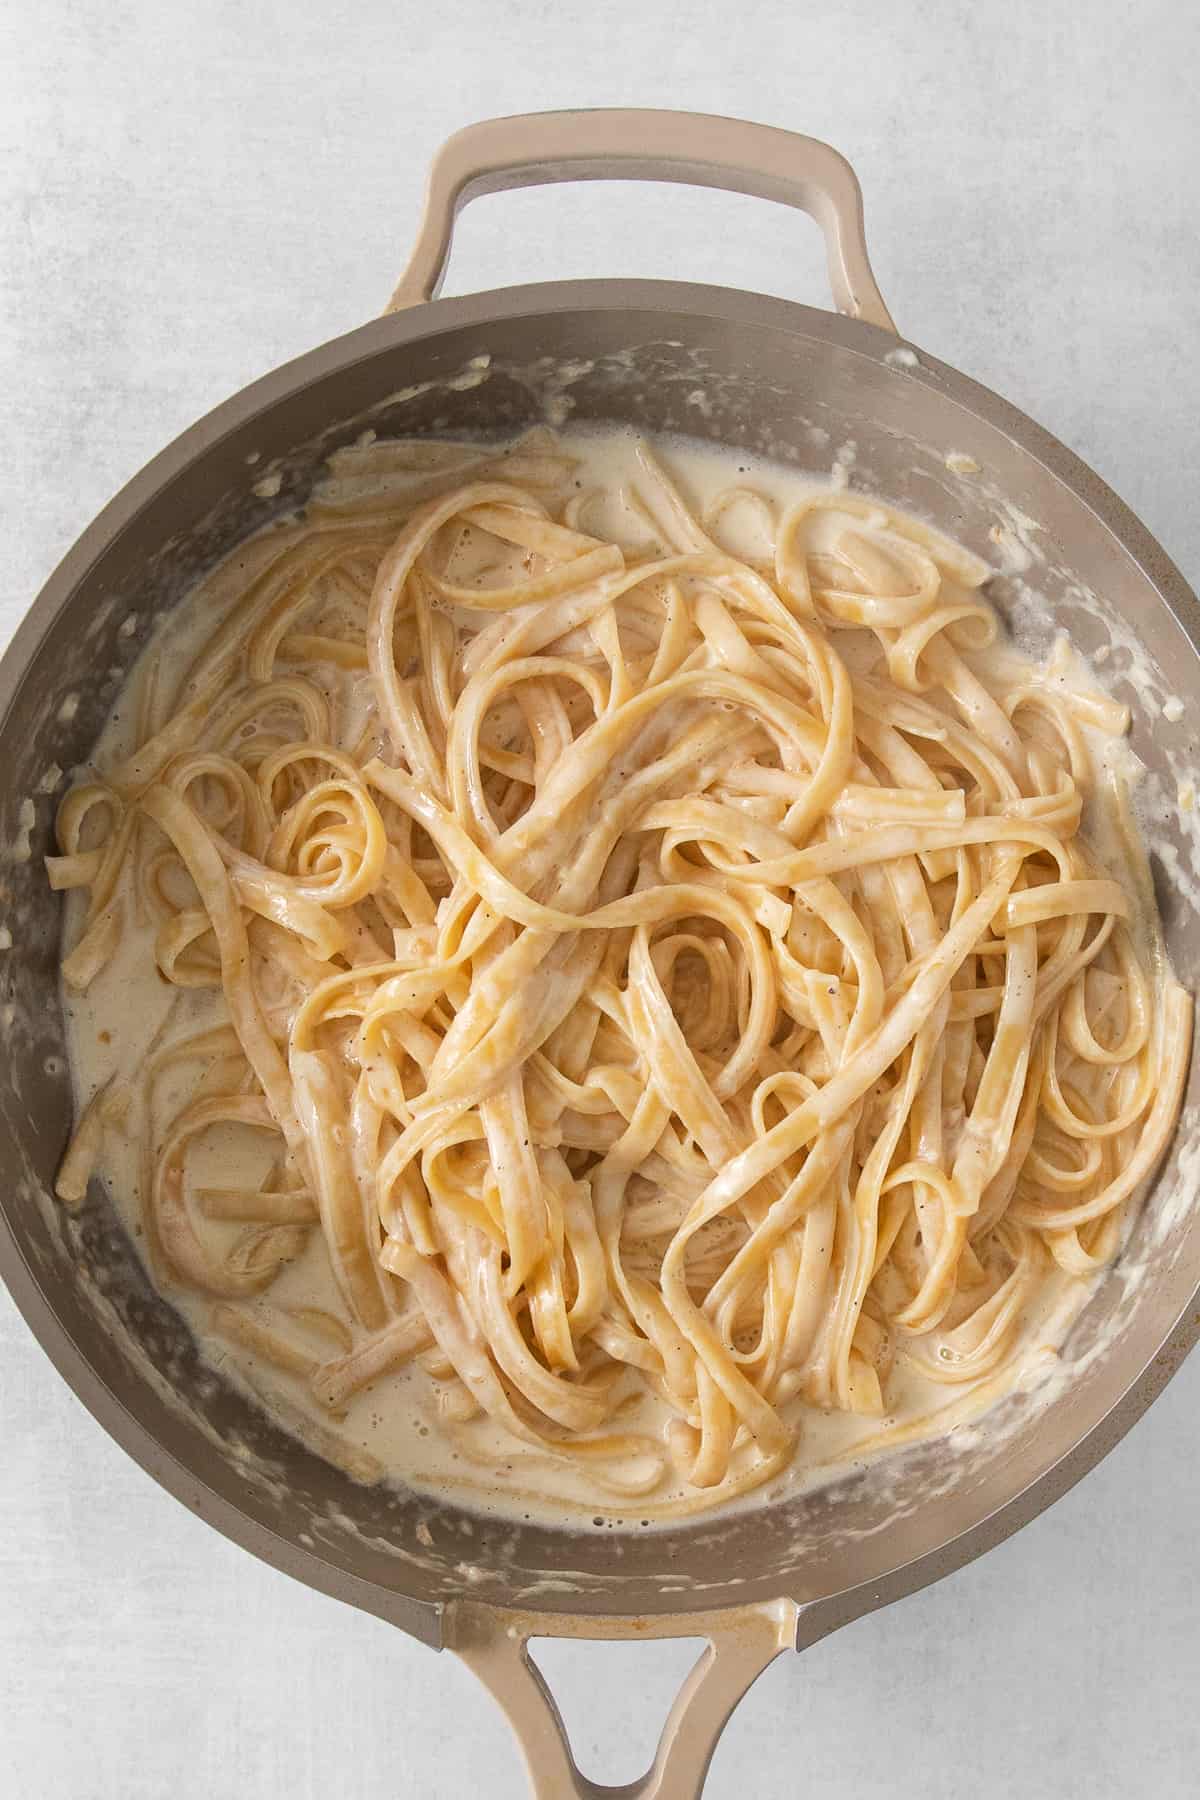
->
52, 426, 1192, 1512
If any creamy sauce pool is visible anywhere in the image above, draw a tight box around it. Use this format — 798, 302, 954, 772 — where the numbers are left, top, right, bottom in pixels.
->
61, 426, 1161, 1526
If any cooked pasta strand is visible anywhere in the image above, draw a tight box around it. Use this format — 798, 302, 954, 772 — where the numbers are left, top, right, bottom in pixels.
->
51, 429, 1191, 1512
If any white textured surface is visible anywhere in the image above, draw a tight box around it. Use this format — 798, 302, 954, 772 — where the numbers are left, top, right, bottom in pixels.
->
3, 2, 1199, 1794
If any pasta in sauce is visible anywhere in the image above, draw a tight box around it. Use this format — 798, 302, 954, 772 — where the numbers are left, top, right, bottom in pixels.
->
52, 427, 1192, 1516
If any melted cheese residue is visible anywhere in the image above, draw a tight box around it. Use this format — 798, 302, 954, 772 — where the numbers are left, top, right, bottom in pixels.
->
53, 426, 1191, 1524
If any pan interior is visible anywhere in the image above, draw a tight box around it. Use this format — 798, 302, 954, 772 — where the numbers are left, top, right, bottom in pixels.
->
3, 292, 1199, 1633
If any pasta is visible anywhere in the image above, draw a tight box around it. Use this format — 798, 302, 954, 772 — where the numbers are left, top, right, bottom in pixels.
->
52, 426, 1192, 1513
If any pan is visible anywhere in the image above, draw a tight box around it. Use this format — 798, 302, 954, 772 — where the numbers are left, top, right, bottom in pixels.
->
2, 111, 1199, 1798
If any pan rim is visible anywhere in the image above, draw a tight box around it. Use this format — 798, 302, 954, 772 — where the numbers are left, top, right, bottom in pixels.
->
4, 276, 1199, 1642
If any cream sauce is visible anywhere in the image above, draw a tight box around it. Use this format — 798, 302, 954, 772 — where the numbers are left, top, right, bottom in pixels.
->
60, 426, 1164, 1526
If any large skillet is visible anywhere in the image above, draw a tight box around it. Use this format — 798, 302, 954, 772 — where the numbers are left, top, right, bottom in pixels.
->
3, 111, 1199, 1798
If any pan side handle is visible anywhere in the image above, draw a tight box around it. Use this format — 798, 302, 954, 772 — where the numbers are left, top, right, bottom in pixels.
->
384, 108, 897, 333
448, 1597, 798, 1800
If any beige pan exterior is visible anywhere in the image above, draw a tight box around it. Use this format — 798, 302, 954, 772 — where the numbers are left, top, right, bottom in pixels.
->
1, 112, 1198, 1798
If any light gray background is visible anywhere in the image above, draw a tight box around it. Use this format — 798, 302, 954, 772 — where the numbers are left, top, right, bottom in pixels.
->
3, 2, 1198, 1795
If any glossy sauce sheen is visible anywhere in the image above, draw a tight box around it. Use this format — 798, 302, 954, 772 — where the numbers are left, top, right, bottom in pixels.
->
62, 427, 1151, 1525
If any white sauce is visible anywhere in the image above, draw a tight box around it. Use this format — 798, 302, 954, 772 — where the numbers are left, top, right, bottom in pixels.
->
59, 426, 1179, 1527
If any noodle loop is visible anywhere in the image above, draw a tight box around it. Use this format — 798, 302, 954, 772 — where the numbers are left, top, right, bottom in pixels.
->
52, 429, 1191, 1510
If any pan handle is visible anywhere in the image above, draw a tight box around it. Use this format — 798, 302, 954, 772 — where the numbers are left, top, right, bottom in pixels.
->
384, 108, 897, 332
448, 1597, 798, 1799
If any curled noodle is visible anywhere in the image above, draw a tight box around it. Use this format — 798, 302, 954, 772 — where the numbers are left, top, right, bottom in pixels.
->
52, 429, 1192, 1510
